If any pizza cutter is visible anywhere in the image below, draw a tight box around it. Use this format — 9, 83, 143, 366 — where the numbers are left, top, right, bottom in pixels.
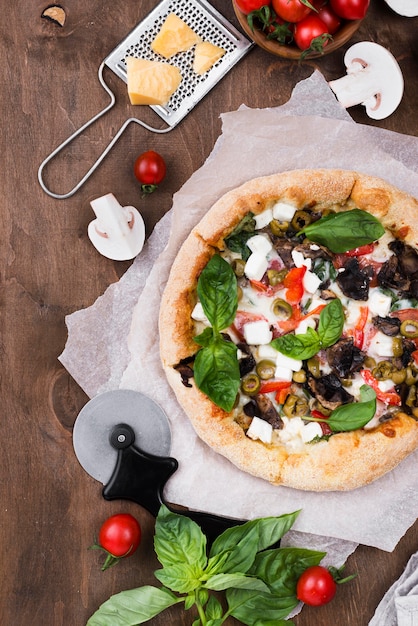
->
72, 389, 245, 544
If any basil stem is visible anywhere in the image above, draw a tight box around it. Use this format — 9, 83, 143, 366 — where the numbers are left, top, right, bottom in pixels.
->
300, 209, 385, 253
271, 299, 344, 361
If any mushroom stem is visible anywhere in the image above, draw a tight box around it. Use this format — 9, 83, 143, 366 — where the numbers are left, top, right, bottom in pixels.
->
329, 65, 382, 110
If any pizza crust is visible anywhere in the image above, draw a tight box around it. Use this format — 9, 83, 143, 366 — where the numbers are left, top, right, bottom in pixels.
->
159, 169, 418, 491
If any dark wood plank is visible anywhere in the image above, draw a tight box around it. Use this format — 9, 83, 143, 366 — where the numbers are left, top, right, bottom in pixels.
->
1, 1, 418, 624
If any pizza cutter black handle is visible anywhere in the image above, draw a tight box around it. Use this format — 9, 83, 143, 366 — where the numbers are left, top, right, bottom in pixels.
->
103, 424, 245, 544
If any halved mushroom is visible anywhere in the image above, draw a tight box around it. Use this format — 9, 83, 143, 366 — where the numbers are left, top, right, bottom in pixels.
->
329, 42, 404, 120
88, 193, 145, 261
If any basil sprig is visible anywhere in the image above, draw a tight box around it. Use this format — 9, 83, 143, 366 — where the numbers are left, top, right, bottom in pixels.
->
308, 385, 377, 432
299, 208, 385, 253
271, 298, 344, 361
87, 505, 352, 626
193, 255, 240, 412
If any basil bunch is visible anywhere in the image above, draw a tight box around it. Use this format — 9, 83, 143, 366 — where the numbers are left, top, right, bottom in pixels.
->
271, 298, 344, 361
87, 505, 333, 626
193, 255, 240, 412
300, 208, 385, 253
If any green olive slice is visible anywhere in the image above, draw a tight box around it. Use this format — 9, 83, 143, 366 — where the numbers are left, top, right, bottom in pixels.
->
241, 373, 261, 396
400, 320, 418, 338
291, 210, 312, 231
272, 298, 293, 319
283, 394, 309, 417
256, 360, 276, 380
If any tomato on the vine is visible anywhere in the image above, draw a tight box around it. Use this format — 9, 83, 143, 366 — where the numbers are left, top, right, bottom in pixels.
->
294, 15, 330, 53
235, 0, 271, 14
134, 150, 166, 194
272, 0, 312, 23
329, 0, 370, 19
93, 513, 142, 571
296, 565, 337, 606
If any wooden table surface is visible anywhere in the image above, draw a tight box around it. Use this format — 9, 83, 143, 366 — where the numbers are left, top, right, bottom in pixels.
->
2, 1, 418, 624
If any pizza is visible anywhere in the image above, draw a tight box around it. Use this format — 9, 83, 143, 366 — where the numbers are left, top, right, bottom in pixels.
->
159, 169, 418, 491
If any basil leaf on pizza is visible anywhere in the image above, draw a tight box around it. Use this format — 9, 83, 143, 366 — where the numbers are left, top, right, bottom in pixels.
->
317, 298, 344, 347
160, 169, 418, 491
197, 254, 238, 332
193, 337, 240, 412
271, 327, 321, 361
271, 299, 344, 360
300, 208, 385, 253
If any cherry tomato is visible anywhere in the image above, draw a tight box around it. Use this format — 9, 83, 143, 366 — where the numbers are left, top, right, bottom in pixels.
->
329, 0, 370, 20
96, 513, 142, 570
297, 566, 337, 606
294, 15, 330, 51
312, 0, 341, 33
272, 0, 312, 22
134, 150, 166, 194
235, 0, 271, 14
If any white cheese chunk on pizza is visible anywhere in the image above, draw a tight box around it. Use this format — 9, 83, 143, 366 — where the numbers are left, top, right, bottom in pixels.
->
368, 289, 392, 317
244, 251, 269, 281
247, 416, 273, 444
271, 201, 297, 221
243, 320, 272, 345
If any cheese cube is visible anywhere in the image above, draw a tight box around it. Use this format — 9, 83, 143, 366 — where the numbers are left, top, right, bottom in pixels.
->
369, 331, 394, 357
243, 320, 272, 345
244, 252, 268, 281
126, 58, 181, 105
292, 250, 311, 269
295, 318, 316, 335
276, 353, 303, 371
254, 208, 273, 230
257, 344, 280, 360
193, 41, 225, 74
247, 416, 273, 444
247, 234, 273, 256
191, 302, 209, 323
274, 365, 293, 382
301, 421, 323, 443
368, 289, 392, 317
151, 14, 201, 59
303, 270, 322, 294
272, 201, 297, 222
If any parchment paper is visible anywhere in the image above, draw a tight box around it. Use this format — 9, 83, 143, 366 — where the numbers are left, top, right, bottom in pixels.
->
60, 70, 418, 557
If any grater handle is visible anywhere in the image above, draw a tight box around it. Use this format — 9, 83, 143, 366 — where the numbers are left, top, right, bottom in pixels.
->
38, 62, 173, 200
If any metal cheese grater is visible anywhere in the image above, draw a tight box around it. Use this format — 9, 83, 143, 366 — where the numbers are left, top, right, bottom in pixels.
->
38, 0, 253, 199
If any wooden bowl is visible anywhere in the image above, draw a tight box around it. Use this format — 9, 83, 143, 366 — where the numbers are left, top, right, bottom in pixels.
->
232, 1, 362, 60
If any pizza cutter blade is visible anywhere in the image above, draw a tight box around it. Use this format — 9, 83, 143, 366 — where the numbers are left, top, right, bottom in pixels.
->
72, 389, 245, 543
